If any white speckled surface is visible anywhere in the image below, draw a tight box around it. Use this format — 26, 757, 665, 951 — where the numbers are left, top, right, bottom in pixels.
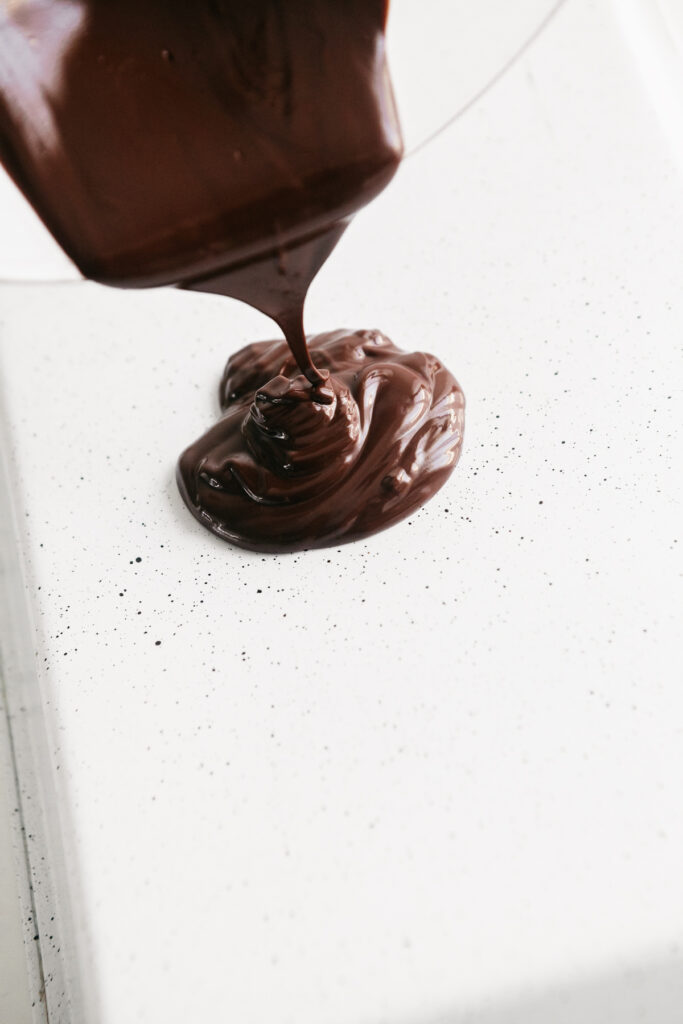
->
1, 1, 683, 1022
0, 708, 36, 1024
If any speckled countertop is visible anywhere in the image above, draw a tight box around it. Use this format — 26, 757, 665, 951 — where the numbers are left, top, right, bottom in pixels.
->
1, 1, 683, 1022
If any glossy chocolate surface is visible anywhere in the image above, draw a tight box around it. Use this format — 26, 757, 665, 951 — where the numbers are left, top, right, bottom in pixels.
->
0, 1, 465, 551
0, 0, 401, 288
177, 329, 465, 552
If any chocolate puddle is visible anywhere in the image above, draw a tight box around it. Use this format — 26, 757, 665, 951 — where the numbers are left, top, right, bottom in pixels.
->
0, 0, 465, 551
177, 329, 464, 551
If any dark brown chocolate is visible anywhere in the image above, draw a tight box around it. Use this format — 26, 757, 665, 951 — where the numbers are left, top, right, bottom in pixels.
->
177, 330, 465, 552
0, 0, 401, 290
0, 1, 466, 551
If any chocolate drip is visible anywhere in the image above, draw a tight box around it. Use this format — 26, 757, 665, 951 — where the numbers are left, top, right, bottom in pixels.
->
187, 222, 349, 385
0, 0, 466, 551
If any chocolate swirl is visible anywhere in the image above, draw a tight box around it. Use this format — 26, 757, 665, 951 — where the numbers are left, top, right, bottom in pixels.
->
177, 330, 465, 552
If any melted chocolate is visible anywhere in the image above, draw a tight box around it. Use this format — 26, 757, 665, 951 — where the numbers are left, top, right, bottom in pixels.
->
0, 0, 466, 550
0, 0, 401, 291
187, 221, 349, 386
177, 330, 465, 552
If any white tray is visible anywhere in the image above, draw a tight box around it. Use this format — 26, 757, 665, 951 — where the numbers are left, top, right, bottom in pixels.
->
2, 1, 683, 1022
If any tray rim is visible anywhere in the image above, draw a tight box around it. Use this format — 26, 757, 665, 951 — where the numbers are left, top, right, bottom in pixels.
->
0, 366, 98, 1024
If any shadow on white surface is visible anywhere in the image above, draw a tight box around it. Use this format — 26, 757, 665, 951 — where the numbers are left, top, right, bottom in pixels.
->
0, 713, 34, 1024
0, 392, 95, 1024
1, 0, 683, 1021
407, 957, 683, 1024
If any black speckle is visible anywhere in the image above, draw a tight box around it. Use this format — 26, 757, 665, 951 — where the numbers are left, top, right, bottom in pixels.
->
155, 640, 162, 646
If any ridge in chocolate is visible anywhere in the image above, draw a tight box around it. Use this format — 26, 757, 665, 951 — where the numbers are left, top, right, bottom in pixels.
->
0, 0, 468, 553
177, 329, 465, 552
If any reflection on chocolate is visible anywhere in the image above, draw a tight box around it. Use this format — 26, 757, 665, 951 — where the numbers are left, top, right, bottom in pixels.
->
0, 0, 401, 290
0, 0, 466, 551
177, 330, 465, 552
186, 221, 350, 386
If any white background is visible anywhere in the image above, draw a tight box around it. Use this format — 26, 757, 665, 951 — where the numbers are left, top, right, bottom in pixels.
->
1, 1, 683, 1022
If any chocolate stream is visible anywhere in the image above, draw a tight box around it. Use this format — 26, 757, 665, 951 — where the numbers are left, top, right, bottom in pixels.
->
0, 0, 465, 551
